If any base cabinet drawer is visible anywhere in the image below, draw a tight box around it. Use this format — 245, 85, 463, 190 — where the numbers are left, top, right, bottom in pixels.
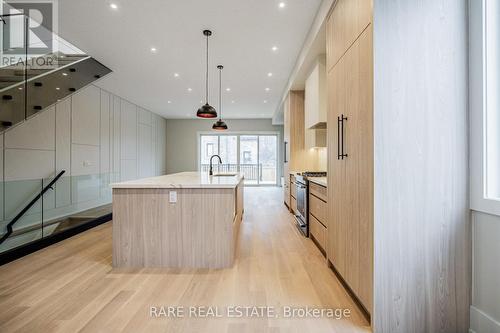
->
310, 182, 327, 201
310, 214, 326, 251
309, 194, 327, 226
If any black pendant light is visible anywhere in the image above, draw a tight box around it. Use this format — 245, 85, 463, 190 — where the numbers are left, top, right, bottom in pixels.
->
213, 65, 228, 130
197, 30, 217, 118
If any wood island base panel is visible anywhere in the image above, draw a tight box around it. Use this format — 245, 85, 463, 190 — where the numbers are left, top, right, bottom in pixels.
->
111, 173, 244, 269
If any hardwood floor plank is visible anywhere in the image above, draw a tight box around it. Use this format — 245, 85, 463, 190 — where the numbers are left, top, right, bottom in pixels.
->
0, 187, 370, 333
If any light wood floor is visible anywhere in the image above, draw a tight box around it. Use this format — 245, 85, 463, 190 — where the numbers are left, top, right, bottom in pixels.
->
0, 187, 370, 333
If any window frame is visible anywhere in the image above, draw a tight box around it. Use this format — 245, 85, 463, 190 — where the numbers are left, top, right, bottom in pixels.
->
196, 131, 281, 186
470, 0, 500, 216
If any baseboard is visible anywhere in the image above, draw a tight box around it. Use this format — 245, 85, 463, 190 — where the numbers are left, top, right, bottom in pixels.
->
0, 213, 112, 266
470, 305, 500, 333
327, 259, 371, 324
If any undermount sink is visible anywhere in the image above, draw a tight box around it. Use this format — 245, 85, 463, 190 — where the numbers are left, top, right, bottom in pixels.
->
212, 173, 238, 177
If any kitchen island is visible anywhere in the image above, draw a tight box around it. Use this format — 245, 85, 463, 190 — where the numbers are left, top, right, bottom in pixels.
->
111, 172, 244, 269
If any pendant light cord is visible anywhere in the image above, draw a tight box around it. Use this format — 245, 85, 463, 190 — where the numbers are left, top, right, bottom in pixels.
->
219, 67, 222, 120
205, 34, 209, 104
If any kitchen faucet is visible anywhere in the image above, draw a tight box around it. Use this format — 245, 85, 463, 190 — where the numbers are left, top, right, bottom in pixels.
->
209, 154, 222, 175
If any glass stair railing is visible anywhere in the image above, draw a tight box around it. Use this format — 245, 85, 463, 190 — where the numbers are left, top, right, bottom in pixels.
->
0, 4, 113, 262
0, 4, 112, 131
0, 171, 115, 259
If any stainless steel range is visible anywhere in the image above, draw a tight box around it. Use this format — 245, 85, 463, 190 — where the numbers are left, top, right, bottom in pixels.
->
294, 171, 327, 236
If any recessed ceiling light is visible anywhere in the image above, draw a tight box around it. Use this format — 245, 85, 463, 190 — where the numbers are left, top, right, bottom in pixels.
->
62, 72, 68, 76
167, 100, 172, 104
264, 100, 268, 103
174, 73, 179, 77
150, 47, 157, 53
18, 87, 23, 90
56, 87, 60, 90
110, 3, 118, 10
231, 100, 235, 104
279, 2, 286, 9
226, 88, 231, 92
271, 46, 278, 52
267, 72, 273, 77
187, 88, 192, 92
265, 88, 270, 92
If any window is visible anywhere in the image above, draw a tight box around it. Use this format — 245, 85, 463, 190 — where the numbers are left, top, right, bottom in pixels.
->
470, 0, 500, 215
198, 133, 279, 186
485, 0, 500, 200
200, 136, 218, 165
259, 135, 278, 185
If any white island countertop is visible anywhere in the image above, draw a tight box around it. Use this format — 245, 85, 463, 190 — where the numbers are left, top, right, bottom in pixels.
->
111, 171, 244, 189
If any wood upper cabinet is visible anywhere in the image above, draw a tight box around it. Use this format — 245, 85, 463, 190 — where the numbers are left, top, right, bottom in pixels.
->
283, 95, 290, 144
283, 90, 321, 207
326, 0, 372, 72
283, 91, 318, 171
286, 91, 305, 170
327, 19, 373, 313
283, 91, 304, 206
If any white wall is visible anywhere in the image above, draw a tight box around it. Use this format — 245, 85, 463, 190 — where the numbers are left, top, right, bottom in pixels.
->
165, 119, 284, 176
470, 211, 500, 333
0, 84, 167, 251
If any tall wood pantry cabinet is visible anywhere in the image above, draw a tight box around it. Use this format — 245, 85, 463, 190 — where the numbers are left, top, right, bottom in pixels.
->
323, 0, 470, 331
326, 0, 373, 315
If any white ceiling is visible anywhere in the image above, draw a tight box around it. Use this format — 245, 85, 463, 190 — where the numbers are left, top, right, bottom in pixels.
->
57, 0, 322, 119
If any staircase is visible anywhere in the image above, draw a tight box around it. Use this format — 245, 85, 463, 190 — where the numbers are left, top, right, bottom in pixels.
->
0, 6, 113, 261
0, 8, 112, 131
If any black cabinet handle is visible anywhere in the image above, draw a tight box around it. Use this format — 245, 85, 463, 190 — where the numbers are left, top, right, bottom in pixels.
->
337, 116, 341, 160
284, 141, 288, 163
338, 114, 348, 160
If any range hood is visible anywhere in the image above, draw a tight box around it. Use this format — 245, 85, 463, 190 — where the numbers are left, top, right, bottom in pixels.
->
305, 56, 327, 148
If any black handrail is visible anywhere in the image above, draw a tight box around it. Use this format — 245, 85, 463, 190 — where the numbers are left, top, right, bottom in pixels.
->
0, 170, 66, 244
0, 13, 25, 24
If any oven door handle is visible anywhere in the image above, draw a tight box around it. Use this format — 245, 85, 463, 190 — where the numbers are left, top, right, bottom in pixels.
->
295, 215, 306, 227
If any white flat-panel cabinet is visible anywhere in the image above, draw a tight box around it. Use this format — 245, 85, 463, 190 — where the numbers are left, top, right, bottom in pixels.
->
305, 57, 327, 149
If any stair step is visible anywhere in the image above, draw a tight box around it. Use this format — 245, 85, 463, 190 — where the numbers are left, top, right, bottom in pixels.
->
0, 57, 111, 132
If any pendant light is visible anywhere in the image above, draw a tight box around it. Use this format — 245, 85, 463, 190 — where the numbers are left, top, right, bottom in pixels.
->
213, 65, 228, 130
197, 30, 217, 118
